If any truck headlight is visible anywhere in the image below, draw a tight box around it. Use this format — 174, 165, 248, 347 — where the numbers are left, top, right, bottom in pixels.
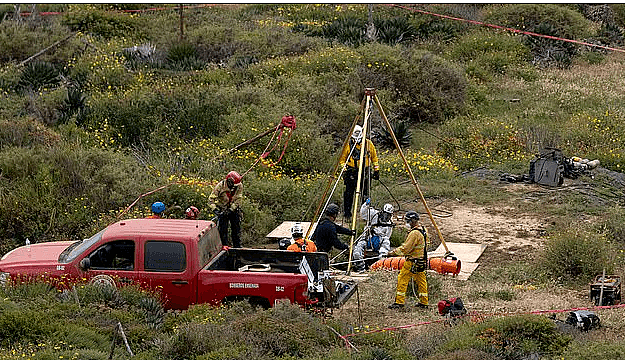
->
0, 272, 9, 287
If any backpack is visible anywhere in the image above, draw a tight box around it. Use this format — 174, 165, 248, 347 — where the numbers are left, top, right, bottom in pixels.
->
529, 147, 564, 187
565, 310, 600, 331
438, 297, 467, 317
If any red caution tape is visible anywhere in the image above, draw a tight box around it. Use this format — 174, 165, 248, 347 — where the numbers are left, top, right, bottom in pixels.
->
388, 4, 625, 54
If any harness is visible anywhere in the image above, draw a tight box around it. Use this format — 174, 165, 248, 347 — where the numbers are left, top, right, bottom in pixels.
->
409, 226, 428, 273
294, 239, 307, 252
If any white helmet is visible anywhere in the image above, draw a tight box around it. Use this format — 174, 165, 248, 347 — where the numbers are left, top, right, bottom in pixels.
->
352, 125, 363, 142
291, 222, 304, 237
383, 203, 394, 214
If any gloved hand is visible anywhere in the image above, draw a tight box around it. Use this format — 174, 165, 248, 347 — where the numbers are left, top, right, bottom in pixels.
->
229, 204, 238, 212
372, 170, 380, 180
365, 198, 371, 205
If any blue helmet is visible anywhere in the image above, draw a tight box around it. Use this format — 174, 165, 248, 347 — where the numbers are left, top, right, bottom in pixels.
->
151, 201, 166, 214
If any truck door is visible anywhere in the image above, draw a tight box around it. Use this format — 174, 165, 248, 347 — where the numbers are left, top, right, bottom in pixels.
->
82, 240, 137, 286
139, 240, 194, 310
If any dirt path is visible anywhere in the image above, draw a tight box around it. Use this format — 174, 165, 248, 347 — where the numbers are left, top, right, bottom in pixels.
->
425, 201, 550, 264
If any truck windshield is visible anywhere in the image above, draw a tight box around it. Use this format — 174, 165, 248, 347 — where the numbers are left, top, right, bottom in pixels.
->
58, 229, 105, 263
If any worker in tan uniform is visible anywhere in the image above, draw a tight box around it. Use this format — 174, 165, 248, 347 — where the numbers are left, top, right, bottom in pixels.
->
387, 210, 429, 309
338, 125, 379, 219
209, 171, 243, 248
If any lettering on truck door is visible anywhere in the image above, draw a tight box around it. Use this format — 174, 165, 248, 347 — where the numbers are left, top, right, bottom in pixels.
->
139, 240, 195, 310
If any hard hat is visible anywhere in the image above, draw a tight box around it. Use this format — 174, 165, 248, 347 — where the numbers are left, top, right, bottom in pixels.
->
226, 171, 242, 184
185, 206, 200, 219
404, 210, 419, 222
151, 202, 166, 214
352, 125, 363, 142
325, 203, 340, 216
383, 203, 394, 214
291, 222, 304, 237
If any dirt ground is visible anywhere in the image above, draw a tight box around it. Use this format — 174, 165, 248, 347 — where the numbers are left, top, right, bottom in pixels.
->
428, 199, 550, 266
330, 199, 625, 342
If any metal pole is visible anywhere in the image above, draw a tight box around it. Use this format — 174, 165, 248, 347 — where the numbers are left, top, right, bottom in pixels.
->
304, 97, 367, 241
347, 90, 373, 274
372, 93, 452, 255
599, 268, 606, 306
179, 4, 184, 40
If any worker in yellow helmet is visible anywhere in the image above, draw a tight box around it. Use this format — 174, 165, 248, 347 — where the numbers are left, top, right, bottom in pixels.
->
338, 125, 379, 219
387, 210, 429, 309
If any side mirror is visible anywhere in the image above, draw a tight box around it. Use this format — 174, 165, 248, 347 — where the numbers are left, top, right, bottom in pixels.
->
79, 257, 91, 271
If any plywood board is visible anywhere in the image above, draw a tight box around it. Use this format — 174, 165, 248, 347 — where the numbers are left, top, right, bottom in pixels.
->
266, 221, 317, 239
428, 242, 487, 263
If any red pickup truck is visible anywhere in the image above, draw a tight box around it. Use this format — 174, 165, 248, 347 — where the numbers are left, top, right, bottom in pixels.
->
0, 219, 355, 310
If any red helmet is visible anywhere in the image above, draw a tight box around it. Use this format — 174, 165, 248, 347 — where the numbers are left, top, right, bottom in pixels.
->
226, 171, 242, 184
185, 206, 200, 219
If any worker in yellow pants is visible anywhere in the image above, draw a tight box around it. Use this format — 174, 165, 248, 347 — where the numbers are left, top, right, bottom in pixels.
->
393, 259, 428, 307
387, 210, 429, 309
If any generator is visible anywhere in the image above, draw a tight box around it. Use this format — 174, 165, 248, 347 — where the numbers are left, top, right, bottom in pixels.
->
589, 275, 621, 306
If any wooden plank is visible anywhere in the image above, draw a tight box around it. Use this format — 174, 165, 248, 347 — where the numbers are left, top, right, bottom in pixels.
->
429, 242, 487, 263
266, 221, 317, 239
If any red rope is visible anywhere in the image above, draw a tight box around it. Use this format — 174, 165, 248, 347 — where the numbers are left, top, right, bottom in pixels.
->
388, 4, 625, 54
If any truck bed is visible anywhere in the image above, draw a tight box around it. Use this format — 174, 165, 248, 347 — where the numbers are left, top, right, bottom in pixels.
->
205, 248, 329, 281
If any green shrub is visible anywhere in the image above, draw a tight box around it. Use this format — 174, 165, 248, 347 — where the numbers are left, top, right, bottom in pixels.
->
18, 61, 60, 91
539, 226, 616, 282
562, 340, 625, 360
484, 4, 593, 40
62, 5, 143, 39
50, 325, 109, 350
441, 315, 571, 358
374, 16, 417, 45
0, 305, 56, 344
320, 16, 367, 47
0, 142, 149, 244
447, 30, 531, 79
166, 42, 205, 71
372, 119, 412, 150
0, 116, 61, 149
484, 4, 592, 68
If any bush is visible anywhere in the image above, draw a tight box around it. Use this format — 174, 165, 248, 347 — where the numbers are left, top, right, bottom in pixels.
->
447, 30, 531, 80
562, 340, 625, 360
62, 5, 143, 39
0, 142, 149, 245
484, 4, 593, 40
0, 304, 56, 344
17, 61, 60, 91
0, 116, 61, 149
484, 4, 593, 68
441, 315, 571, 358
539, 226, 617, 282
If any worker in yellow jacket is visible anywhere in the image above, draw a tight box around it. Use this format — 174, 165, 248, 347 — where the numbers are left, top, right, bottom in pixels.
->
339, 125, 379, 219
387, 210, 429, 309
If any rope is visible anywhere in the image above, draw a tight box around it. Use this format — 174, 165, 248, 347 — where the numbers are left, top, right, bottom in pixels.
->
389, 4, 625, 54
241, 115, 296, 177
